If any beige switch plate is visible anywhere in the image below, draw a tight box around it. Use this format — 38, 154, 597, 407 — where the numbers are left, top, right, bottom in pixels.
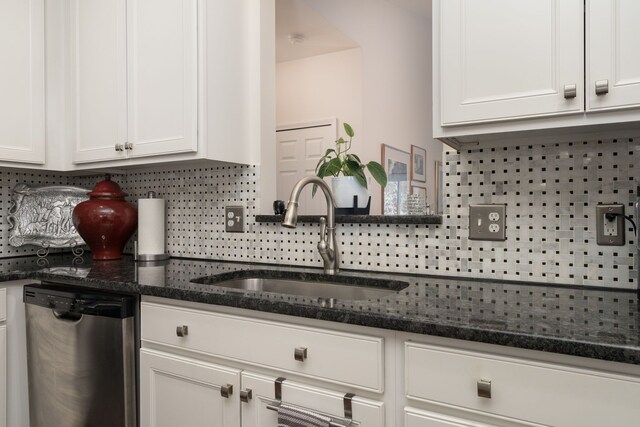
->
469, 204, 506, 241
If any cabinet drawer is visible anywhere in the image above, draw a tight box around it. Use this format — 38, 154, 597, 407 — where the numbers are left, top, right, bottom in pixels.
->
0, 288, 6, 321
405, 341, 640, 427
141, 302, 384, 392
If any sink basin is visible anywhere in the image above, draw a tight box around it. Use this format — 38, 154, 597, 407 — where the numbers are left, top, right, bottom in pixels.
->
191, 270, 408, 302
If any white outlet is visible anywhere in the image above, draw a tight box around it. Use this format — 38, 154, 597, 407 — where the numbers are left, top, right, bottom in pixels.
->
488, 212, 500, 221
603, 215, 618, 236
489, 223, 500, 233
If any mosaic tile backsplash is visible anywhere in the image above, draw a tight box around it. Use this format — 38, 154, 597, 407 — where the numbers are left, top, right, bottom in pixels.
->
0, 136, 637, 289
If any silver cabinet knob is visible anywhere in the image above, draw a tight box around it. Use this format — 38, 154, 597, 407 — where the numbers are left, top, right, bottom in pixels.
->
124, 142, 133, 150
115, 144, 124, 151
595, 79, 609, 95
563, 84, 577, 99
220, 384, 233, 398
240, 388, 252, 403
176, 325, 188, 337
477, 379, 492, 399
294, 347, 308, 362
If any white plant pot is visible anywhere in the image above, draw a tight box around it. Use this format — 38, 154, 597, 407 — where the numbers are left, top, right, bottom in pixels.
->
331, 176, 370, 209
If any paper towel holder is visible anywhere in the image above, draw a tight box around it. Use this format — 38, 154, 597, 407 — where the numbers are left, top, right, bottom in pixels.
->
135, 191, 170, 262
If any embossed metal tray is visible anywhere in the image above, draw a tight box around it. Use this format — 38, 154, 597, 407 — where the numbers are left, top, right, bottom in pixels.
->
7, 184, 90, 251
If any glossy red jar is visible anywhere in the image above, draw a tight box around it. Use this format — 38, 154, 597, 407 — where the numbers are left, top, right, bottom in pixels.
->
72, 175, 138, 260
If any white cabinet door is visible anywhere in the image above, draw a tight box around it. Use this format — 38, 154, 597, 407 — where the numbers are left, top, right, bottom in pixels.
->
0, 326, 6, 427
439, 0, 583, 126
140, 349, 241, 427
70, 0, 128, 164
241, 372, 384, 427
127, 0, 198, 159
0, 0, 45, 164
405, 407, 508, 427
587, 0, 640, 111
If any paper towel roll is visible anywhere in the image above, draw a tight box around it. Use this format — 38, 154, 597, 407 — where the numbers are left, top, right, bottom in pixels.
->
138, 196, 166, 257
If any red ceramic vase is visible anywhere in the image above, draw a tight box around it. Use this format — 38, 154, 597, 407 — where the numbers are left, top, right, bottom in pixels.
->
72, 175, 138, 260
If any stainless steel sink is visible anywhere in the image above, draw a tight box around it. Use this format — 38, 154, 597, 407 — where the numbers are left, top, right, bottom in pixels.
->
191, 271, 408, 302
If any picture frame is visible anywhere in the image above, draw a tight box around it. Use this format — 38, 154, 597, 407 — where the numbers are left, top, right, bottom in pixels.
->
410, 145, 427, 182
435, 160, 443, 214
411, 184, 427, 198
381, 144, 411, 215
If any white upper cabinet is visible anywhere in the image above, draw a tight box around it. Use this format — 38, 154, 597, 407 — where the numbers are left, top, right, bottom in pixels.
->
440, 0, 583, 126
587, 0, 640, 111
70, 0, 128, 164
71, 0, 197, 165
127, 0, 197, 159
0, 0, 45, 164
434, 0, 640, 143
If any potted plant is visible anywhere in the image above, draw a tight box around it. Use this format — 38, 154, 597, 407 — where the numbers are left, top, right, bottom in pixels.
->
314, 122, 387, 213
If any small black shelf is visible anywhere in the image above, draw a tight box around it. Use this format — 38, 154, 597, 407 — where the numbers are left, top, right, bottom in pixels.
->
255, 214, 443, 225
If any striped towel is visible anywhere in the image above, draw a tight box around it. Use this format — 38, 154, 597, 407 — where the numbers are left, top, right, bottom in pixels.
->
277, 403, 332, 427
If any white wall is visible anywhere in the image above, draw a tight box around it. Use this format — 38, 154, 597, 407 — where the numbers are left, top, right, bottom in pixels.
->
276, 0, 442, 214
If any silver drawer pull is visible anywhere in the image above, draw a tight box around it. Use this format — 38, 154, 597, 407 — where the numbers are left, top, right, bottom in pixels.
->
124, 142, 133, 150
176, 325, 188, 337
477, 379, 492, 399
595, 79, 609, 95
115, 144, 124, 151
294, 347, 308, 362
220, 384, 233, 398
240, 388, 252, 403
563, 84, 576, 99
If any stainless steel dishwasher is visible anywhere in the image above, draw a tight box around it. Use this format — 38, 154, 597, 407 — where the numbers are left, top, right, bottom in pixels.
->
24, 283, 137, 427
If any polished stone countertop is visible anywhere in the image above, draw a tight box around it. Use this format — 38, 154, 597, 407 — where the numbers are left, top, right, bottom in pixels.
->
1, 254, 638, 365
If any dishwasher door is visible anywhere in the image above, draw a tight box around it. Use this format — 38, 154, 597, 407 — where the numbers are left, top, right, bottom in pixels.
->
24, 284, 137, 427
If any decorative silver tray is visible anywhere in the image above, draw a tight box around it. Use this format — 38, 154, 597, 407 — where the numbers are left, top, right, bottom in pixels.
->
7, 184, 90, 255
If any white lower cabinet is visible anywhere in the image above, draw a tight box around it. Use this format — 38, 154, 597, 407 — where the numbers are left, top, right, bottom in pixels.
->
140, 348, 241, 427
140, 298, 640, 427
0, 325, 6, 427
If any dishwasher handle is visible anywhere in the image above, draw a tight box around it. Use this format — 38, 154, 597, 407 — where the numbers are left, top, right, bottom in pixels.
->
52, 309, 83, 322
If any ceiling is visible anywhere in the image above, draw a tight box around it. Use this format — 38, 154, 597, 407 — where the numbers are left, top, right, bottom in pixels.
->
276, 0, 432, 63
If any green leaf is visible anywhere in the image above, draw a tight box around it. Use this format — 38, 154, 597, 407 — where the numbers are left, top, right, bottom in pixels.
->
316, 161, 329, 178
324, 158, 343, 176
346, 154, 362, 165
343, 122, 354, 138
312, 183, 318, 198
336, 137, 346, 145
366, 161, 387, 188
343, 159, 363, 177
353, 169, 367, 188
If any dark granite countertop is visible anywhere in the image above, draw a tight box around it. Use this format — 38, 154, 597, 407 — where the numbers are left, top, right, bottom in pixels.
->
1, 254, 638, 365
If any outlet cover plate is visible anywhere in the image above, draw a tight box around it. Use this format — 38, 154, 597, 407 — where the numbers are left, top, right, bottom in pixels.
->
225, 206, 244, 233
469, 204, 506, 241
596, 204, 624, 246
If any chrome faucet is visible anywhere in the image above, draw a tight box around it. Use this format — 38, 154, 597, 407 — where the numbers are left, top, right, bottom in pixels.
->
281, 176, 339, 274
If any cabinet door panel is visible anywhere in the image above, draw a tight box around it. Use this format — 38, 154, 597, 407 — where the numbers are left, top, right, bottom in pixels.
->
588, 0, 640, 111
0, 326, 5, 427
440, 0, 583, 125
0, 0, 45, 164
241, 372, 384, 427
127, 0, 197, 158
70, 0, 128, 164
140, 349, 241, 427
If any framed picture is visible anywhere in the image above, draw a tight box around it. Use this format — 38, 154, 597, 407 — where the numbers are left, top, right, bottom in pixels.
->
410, 145, 427, 182
435, 160, 443, 214
381, 144, 410, 215
411, 184, 427, 198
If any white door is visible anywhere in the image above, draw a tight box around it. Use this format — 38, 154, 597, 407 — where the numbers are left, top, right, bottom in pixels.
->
70, 0, 128, 164
241, 372, 384, 427
0, 0, 45, 164
127, 0, 198, 158
587, 0, 640, 111
140, 349, 241, 427
405, 407, 505, 427
439, 0, 583, 125
276, 121, 336, 215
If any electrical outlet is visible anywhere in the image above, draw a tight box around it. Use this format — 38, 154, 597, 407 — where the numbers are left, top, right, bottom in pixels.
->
469, 204, 506, 241
225, 206, 244, 233
596, 204, 624, 246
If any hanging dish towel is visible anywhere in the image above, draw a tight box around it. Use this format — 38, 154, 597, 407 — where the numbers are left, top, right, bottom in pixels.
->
277, 403, 332, 427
